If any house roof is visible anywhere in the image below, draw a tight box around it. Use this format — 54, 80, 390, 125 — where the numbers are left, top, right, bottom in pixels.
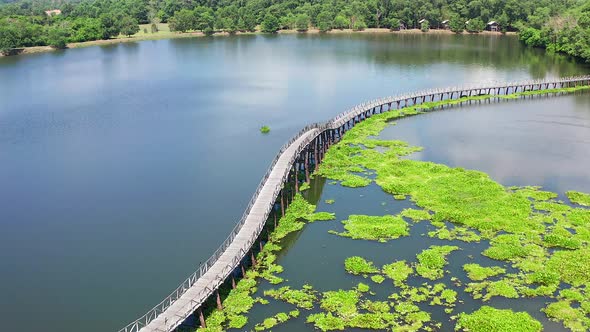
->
487, 21, 497, 25
44, 9, 62, 16
418, 19, 427, 23
441, 20, 449, 24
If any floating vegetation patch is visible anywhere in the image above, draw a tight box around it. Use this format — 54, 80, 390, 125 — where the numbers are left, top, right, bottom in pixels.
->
415, 245, 459, 280
566, 191, 590, 207
254, 310, 299, 331
382, 260, 414, 287
463, 263, 505, 281
371, 275, 385, 284
511, 186, 558, 201
325, 199, 335, 204
344, 256, 379, 275
264, 285, 317, 310
330, 214, 409, 242
543, 288, 590, 332
465, 278, 520, 301
260, 125, 270, 134
455, 306, 543, 332
400, 208, 432, 222
428, 223, 482, 242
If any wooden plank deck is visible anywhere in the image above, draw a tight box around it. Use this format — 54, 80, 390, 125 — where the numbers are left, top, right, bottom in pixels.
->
141, 128, 321, 332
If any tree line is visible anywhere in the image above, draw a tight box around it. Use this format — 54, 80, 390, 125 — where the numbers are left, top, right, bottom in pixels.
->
0, 0, 589, 62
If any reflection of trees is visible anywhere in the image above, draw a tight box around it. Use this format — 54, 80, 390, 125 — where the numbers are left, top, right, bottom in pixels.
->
308, 33, 590, 78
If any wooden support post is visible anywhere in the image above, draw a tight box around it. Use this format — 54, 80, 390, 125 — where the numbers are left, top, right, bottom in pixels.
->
280, 191, 285, 217
250, 249, 257, 266
240, 263, 246, 277
274, 213, 277, 228
304, 150, 310, 183
294, 163, 299, 193
198, 307, 206, 328
314, 140, 319, 172
231, 275, 236, 289
216, 289, 223, 310
259, 240, 263, 252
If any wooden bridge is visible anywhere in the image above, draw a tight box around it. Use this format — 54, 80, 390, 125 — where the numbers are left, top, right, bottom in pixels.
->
118, 75, 590, 332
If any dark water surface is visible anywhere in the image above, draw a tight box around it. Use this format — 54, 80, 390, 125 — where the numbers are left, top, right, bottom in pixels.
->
0, 33, 588, 331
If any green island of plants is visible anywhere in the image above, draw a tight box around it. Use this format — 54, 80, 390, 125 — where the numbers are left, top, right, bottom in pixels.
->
415, 245, 459, 280
463, 263, 506, 281
455, 306, 543, 332
330, 214, 409, 242
344, 256, 379, 275
567, 190, 590, 207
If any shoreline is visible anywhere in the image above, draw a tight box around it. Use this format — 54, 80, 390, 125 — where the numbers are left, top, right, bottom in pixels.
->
1, 28, 515, 58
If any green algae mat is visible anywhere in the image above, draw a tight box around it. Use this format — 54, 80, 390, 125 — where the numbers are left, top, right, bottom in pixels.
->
197, 87, 590, 332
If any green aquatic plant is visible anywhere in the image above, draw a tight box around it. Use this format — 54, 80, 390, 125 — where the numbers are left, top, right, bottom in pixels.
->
306, 312, 345, 331
260, 125, 270, 134
361, 300, 390, 313
332, 215, 409, 242
344, 256, 379, 275
325, 199, 335, 204
356, 282, 370, 293
371, 275, 385, 284
463, 263, 505, 281
544, 300, 590, 332
415, 245, 459, 280
546, 249, 590, 287
264, 285, 317, 309
307, 211, 336, 222
511, 186, 558, 201
566, 190, 590, 207
399, 208, 432, 222
482, 234, 535, 261
320, 289, 360, 318
382, 260, 413, 287
428, 224, 481, 242
455, 306, 542, 332
254, 311, 294, 331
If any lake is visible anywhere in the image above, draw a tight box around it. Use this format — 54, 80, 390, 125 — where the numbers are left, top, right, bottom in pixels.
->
0, 33, 588, 332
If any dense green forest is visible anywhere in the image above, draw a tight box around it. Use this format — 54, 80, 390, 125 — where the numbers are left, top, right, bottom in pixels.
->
0, 0, 589, 62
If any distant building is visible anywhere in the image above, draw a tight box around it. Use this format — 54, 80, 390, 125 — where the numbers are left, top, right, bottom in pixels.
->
418, 19, 429, 29
441, 20, 450, 29
487, 21, 500, 32
44, 9, 62, 16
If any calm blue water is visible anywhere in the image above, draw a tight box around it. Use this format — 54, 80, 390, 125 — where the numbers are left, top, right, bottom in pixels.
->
0, 33, 588, 331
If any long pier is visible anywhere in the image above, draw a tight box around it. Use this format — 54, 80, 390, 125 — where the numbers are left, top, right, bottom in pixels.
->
118, 76, 590, 332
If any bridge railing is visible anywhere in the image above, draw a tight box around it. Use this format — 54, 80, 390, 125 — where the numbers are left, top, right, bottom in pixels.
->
117, 75, 590, 332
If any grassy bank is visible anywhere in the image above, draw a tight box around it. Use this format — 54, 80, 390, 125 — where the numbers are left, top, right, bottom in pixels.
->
1, 25, 514, 57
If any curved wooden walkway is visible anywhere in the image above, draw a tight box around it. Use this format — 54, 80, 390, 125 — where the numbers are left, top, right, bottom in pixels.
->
119, 75, 590, 332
